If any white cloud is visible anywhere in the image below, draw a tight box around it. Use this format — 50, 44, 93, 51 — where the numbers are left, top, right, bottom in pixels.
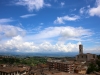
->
85, 46, 100, 53
54, 15, 80, 24
2, 35, 37, 52
54, 17, 64, 24
0, 18, 13, 24
80, 7, 85, 14
20, 14, 36, 18
79, 0, 100, 17
0, 35, 81, 52
0, 26, 96, 53
0, 25, 25, 39
88, 0, 100, 17
79, 6, 90, 16
28, 26, 92, 42
14, 0, 51, 12
89, 6, 100, 16
1, 35, 100, 53
61, 2, 65, 7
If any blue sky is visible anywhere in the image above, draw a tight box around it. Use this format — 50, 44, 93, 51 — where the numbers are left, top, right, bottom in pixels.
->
0, 0, 100, 53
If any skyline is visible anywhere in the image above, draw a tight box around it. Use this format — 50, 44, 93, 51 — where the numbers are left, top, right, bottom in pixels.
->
0, 0, 100, 53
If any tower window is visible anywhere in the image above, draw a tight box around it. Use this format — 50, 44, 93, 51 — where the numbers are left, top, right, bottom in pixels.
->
93, 55, 95, 58
86, 55, 87, 58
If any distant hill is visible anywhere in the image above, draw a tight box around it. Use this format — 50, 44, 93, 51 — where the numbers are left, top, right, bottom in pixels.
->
0, 52, 78, 57
0, 52, 99, 57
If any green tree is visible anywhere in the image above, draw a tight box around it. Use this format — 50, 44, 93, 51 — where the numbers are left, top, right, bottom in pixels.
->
87, 63, 99, 74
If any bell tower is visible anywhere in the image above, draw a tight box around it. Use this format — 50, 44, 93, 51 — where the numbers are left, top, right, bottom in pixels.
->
79, 44, 83, 54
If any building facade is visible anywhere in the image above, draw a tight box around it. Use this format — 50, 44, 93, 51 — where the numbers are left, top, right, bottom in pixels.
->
76, 44, 97, 61
48, 61, 75, 73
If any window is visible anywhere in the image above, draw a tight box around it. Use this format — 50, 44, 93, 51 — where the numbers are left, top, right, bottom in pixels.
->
86, 55, 87, 58
82, 56, 83, 58
93, 55, 95, 58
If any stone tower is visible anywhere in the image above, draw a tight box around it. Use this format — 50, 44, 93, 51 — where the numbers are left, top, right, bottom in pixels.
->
79, 44, 83, 54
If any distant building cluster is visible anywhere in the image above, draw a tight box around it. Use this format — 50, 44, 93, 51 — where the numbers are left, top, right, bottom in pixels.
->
0, 44, 99, 75
0, 64, 30, 75
48, 59, 88, 74
47, 44, 97, 74
0, 63, 97, 75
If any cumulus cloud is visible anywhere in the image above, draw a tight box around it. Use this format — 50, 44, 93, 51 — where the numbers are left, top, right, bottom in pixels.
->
2, 35, 37, 52
14, 0, 51, 12
54, 15, 80, 24
0, 26, 96, 53
20, 14, 36, 18
79, 0, 100, 17
0, 18, 13, 24
0, 25, 25, 40
0, 35, 81, 52
0, 35, 100, 53
88, 0, 100, 17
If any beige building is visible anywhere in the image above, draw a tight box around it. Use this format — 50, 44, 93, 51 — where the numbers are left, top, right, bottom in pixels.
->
48, 61, 75, 73
76, 44, 97, 61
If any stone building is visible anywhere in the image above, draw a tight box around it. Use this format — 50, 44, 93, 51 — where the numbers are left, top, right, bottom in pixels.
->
48, 60, 75, 73
0, 64, 30, 75
76, 44, 97, 61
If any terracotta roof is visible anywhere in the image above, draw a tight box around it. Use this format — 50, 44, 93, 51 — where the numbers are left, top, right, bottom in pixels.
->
0, 67, 27, 73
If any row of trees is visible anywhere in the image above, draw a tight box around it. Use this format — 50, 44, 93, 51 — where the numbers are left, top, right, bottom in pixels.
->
0, 57, 47, 66
87, 55, 100, 74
